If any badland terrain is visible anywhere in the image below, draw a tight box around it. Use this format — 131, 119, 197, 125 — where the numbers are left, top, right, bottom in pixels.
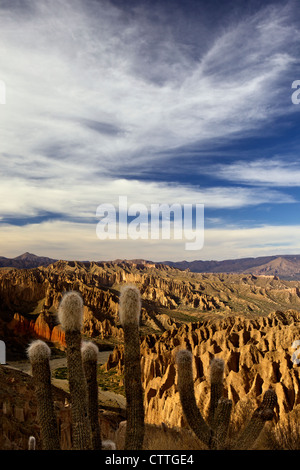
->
3, 251, 300, 279
1, 254, 300, 449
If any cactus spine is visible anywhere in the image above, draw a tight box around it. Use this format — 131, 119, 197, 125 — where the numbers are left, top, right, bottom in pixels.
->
57, 291, 92, 450
232, 388, 277, 450
208, 357, 225, 429
28, 436, 36, 450
81, 341, 102, 450
27, 340, 60, 450
119, 285, 144, 450
213, 398, 232, 449
176, 349, 277, 450
176, 350, 213, 447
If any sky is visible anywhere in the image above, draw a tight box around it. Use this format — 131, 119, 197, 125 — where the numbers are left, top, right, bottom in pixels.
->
1, 0, 300, 262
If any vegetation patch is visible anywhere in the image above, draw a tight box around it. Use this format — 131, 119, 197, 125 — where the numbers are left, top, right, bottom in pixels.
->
52, 365, 125, 396
97, 365, 125, 396
53, 367, 68, 380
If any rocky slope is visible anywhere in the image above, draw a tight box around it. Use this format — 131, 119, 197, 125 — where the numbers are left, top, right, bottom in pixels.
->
164, 254, 300, 280
2, 260, 300, 448
0, 364, 68, 450
0, 252, 57, 269
2, 261, 300, 359
106, 310, 300, 428
0, 364, 125, 450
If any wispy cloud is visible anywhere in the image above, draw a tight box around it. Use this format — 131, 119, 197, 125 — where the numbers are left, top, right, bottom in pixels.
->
207, 157, 300, 187
1, 220, 300, 262
0, 177, 295, 224
1, 0, 298, 174
1, 0, 299, 259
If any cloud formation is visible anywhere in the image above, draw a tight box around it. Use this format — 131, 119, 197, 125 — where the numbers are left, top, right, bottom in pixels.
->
206, 158, 300, 187
0, 0, 300, 260
1, 0, 298, 168
1, 219, 300, 262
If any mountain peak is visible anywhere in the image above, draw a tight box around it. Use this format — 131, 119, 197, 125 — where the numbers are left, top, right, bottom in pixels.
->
0, 253, 56, 269
14, 252, 38, 260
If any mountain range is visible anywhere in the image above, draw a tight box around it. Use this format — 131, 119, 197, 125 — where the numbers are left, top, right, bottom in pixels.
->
0, 252, 57, 269
162, 255, 300, 280
2, 252, 300, 280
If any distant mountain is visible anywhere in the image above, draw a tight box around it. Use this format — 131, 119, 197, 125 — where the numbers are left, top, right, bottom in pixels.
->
3, 252, 300, 280
161, 255, 300, 280
244, 256, 300, 279
0, 252, 57, 269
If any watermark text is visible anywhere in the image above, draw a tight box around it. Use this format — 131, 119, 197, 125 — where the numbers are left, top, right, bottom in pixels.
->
96, 196, 204, 251
0, 79, 6, 104
291, 80, 300, 105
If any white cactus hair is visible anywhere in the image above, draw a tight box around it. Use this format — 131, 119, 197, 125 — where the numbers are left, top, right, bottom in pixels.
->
119, 284, 141, 326
210, 357, 225, 384
57, 290, 83, 332
27, 340, 51, 362
102, 439, 116, 450
81, 341, 98, 362
175, 349, 193, 366
28, 436, 36, 450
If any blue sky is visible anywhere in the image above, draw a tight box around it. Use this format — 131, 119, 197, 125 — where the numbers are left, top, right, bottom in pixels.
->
0, 0, 300, 261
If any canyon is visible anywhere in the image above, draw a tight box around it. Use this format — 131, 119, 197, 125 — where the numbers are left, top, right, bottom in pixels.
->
1, 259, 300, 448
3, 259, 300, 358
107, 310, 300, 429
3, 251, 300, 279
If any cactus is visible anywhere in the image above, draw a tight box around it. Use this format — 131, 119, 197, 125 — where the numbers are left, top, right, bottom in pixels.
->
28, 286, 145, 451
81, 341, 102, 450
176, 350, 213, 447
27, 340, 60, 450
27, 284, 277, 451
57, 291, 92, 450
176, 349, 277, 450
207, 357, 225, 429
232, 389, 277, 450
119, 284, 145, 450
28, 436, 36, 450
213, 397, 233, 449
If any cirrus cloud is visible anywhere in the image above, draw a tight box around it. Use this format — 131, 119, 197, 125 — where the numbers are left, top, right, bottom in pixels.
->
1, 0, 300, 260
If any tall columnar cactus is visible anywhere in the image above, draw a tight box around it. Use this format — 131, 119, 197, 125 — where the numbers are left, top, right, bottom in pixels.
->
28, 436, 36, 450
213, 397, 233, 449
81, 341, 102, 450
232, 388, 277, 450
176, 349, 277, 450
176, 350, 213, 448
207, 357, 225, 429
119, 285, 145, 450
27, 340, 60, 450
57, 291, 92, 450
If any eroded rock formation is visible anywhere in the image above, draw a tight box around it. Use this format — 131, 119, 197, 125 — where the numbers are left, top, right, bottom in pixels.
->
106, 310, 300, 427
3, 261, 300, 356
0, 261, 234, 354
2, 260, 300, 425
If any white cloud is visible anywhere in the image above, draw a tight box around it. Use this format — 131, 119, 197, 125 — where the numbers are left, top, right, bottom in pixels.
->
0, 177, 294, 221
199, 224, 300, 261
0, 0, 299, 259
0, 0, 298, 175
207, 157, 300, 187
1, 220, 300, 262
